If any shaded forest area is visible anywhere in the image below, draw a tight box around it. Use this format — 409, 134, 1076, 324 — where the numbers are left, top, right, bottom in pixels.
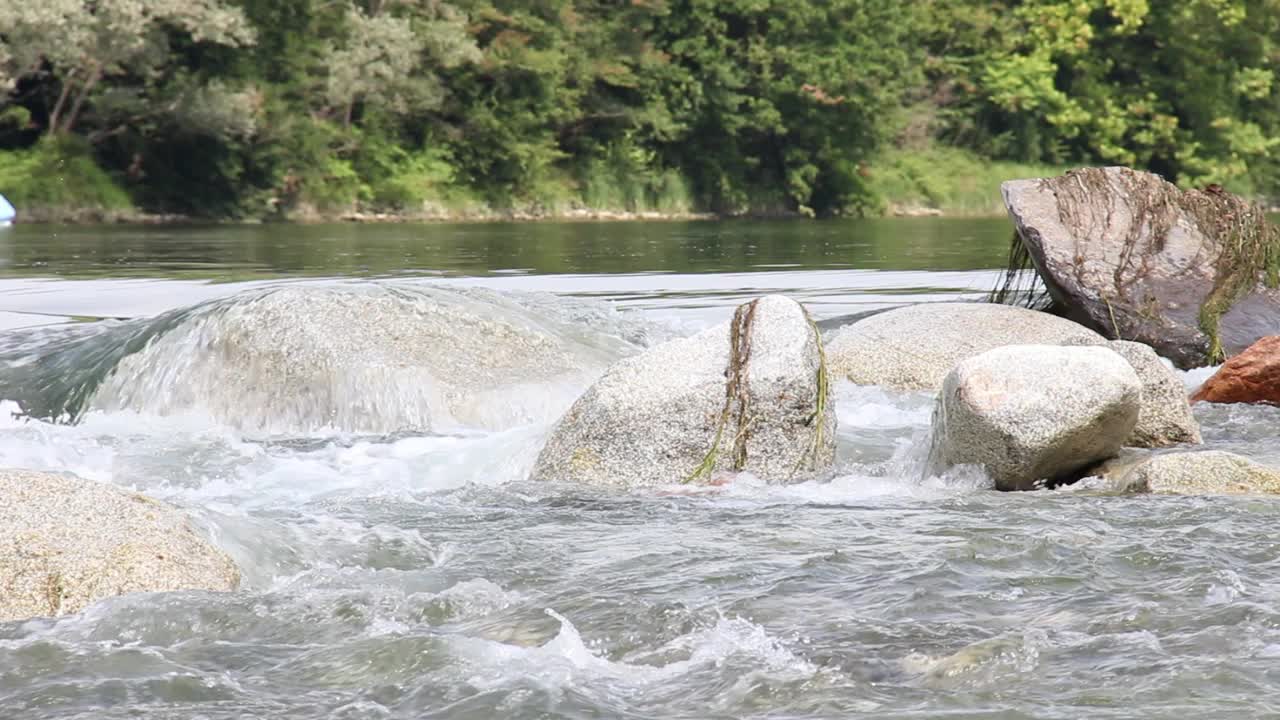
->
0, 0, 1278, 220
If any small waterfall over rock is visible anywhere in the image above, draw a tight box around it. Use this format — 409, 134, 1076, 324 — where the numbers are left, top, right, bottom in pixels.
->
58, 283, 663, 435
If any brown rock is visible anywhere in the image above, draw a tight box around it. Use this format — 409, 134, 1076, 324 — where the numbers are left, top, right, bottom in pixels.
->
999, 167, 1280, 369
1191, 335, 1280, 405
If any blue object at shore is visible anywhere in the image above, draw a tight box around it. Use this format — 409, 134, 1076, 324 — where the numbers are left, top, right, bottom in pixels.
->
0, 193, 13, 224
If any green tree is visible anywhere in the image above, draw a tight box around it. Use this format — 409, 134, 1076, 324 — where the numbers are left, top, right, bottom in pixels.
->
647, 0, 921, 215
0, 0, 256, 136
924, 0, 1280, 191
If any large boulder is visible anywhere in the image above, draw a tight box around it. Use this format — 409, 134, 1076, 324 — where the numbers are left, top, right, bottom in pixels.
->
1191, 335, 1280, 405
91, 285, 636, 434
1090, 451, 1280, 495
1001, 167, 1280, 369
825, 302, 1105, 391
1064, 339, 1201, 447
532, 295, 835, 489
0, 469, 239, 621
926, 345, 1141, 491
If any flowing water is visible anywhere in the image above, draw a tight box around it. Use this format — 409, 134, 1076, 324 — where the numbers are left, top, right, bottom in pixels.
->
1, 219, 1279, 719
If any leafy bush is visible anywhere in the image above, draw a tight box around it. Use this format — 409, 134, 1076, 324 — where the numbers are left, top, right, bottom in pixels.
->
0, 137, 133, 217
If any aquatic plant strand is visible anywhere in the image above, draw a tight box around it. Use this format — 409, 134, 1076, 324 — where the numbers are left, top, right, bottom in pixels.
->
684, 299, 759, 484
790, 308, 830, 479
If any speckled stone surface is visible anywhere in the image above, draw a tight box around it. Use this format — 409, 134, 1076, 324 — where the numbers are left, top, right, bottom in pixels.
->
926, 344, 1141, 491
91, 285, 624, 434
0, 469, 239, 622
1003, 167, 1280, 368
531, 295, 836, 489
1091, 451, 1280, 495
1067, 339, 1202, 448
825, 303, 1105, 391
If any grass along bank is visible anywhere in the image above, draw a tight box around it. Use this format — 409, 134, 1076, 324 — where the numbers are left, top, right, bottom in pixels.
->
868, 145, 1069, 217
0, 138, 142, 222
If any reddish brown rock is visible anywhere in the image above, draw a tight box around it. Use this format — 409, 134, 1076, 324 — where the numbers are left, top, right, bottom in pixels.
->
1191, 336, 1280, 405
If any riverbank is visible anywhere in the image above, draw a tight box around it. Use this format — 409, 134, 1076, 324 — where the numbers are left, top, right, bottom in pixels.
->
10, 142, 1270, 225
2, 192, 998, 226
5, 206, 731, 225
0, 137, 1039, 224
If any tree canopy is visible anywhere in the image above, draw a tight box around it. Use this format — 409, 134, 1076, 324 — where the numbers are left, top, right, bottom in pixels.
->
0, 0, 1277, 218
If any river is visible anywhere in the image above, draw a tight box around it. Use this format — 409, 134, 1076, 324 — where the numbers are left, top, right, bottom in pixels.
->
0, 219, 1278, 719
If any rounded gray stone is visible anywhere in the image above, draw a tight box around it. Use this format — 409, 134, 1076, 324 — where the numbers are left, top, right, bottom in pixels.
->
92, 285, 627, 434
1074, 339, 1202, 448
0, 469, 239, 622
825, 303, 1105, 391
926, 344, 1142, 491
1090, 450, 1280, 495
532, 295, 836, 489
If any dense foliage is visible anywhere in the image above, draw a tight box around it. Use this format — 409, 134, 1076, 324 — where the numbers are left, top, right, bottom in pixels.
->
0, 0, 1278, 219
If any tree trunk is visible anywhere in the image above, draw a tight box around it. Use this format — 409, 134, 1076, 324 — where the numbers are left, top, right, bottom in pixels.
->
47, 70, 78, 135
61, 63, 103, 135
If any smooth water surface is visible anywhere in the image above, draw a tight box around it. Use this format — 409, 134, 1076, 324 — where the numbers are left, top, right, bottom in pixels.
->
1, 218, 1279, 720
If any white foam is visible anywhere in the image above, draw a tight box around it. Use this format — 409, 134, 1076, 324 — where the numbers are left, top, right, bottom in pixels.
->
704, 459, 992, 505
1181, 364, 1220, 391
85, 284, 652, 436
449, 609, 816, 698
834, 383, 934, 429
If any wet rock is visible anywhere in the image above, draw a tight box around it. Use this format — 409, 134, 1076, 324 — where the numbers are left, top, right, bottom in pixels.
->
927, 345, 1141, 491
532, 295, 835, 489
91, 285, 635, 434
0, 469, 239, 621
1000, 167, 1280, 369
1191, 335, 1280, 406
1090, 451, 1280, 495
825, 302, 1105, 391
1065, 339, 1201, 447
1079, 448, 1156, 493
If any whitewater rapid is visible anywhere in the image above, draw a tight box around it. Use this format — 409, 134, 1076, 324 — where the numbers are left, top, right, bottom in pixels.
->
2, 283, 1280, 718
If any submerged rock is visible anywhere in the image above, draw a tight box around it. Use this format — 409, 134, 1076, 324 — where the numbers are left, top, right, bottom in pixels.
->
0, 469, 239, 621
91, 285, 637, 434
532, 295, 835, 489
927, 345, 1141, 491
1065, 339, 1201, 448
1191, 335, 1280, 406
1000, 167, 1280, 368
824, 302, 1105, 391
1090, 451, 1280, 495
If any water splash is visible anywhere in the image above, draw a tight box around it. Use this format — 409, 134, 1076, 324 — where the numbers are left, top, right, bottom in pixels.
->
15, 283, 657, 436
